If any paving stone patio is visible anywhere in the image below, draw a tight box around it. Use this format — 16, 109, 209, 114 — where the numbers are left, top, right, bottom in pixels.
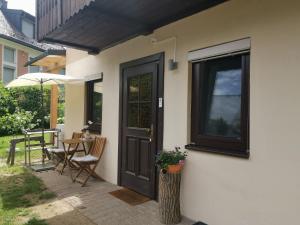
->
35, 170, 194, 225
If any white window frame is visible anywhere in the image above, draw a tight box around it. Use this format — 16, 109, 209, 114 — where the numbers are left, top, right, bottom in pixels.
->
188, 38, 251, 62
2, 46, 17, 83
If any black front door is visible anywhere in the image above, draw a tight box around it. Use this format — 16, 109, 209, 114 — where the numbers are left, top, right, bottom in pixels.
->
119, 53, 164, 199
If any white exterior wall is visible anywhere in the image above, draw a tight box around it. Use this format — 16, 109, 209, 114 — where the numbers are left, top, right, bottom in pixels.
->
65, 0, 300, 224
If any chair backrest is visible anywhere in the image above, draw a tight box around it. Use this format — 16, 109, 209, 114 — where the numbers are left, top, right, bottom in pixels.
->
90, 137, 106, 160
70, 132, 83, 148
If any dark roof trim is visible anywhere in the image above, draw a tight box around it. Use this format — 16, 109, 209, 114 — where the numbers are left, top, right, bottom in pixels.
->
38, 0, 227, 53
25, 49, 66, 67
0, 34, 45, 51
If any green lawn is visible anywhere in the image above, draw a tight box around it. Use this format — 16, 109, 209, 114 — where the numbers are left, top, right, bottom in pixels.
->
0, 134, 55, 225
0, 134, 51, 165
0, 166, 56, 225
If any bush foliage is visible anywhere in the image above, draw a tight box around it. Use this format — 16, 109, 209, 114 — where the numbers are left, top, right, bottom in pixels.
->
0, 82, 51, 135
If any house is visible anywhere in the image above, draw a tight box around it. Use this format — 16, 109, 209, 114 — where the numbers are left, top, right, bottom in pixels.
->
0, 0, 62, 85
36, 0, 300, 224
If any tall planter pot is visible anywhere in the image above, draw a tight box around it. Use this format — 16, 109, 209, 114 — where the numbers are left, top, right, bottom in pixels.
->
159, 169, 182, 224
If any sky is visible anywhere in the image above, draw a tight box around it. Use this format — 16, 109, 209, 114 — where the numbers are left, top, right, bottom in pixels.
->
7, 0, 36, 16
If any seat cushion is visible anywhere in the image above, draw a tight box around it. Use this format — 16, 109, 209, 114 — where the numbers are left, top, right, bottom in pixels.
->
71, 154, 98, 162
48, 147, 76, 153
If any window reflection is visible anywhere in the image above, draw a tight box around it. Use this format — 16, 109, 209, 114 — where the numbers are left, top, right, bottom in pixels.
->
92, 81, 102, 124
86, 79, 103, 133
202, 57, 242, 138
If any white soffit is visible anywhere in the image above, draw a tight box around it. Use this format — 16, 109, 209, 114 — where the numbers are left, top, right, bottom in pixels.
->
188, 38, 251, 62
84, 73, 103, 81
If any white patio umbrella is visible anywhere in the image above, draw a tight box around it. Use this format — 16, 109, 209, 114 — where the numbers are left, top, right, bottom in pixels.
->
6, 73, 83, 163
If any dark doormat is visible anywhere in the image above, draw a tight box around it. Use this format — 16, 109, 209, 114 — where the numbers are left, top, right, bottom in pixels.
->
109, 188, 150, 206
193, 222, 208, 225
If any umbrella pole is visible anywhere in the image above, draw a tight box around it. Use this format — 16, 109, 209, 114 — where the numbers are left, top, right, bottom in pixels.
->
41, 81, 45, 164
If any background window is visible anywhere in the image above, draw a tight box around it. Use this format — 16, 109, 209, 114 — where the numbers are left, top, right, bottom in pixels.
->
29, 66, 40, 73
29, 57, 40, 73
22, 19, 34, 38
3, 67, 15, 84
86, 79, 103, 133
187, 53, 250, 158
3, 47, 16, 85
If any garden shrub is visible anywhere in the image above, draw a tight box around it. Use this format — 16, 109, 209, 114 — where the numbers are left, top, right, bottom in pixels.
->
0, 109, 37, 135
0, 82, 51, 135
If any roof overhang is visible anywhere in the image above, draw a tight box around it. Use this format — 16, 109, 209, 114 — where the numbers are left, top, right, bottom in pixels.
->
38, 0, 228, 54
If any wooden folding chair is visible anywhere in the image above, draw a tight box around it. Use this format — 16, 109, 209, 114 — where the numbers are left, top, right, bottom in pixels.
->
71, 137, 106, 187
48, 132, 83, 174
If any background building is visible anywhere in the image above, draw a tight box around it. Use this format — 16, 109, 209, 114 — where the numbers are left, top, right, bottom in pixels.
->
0, 0, 63, 84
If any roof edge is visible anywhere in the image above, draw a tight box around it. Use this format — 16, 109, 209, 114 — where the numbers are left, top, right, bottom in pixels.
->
0, 34, 45, 51
25, 49, 66, 67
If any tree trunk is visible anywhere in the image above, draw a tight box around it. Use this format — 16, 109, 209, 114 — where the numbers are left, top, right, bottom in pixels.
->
159, 170, 182, 224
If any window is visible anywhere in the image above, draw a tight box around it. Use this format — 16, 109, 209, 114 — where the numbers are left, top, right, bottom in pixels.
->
187, 53, 250, 158
3, 47, 16, 85
29, 65, 40, 73
22, 19, 34, 38
3, 67, 15, 84
4, 47, 15, 64
28, 57, 40, 73
86, 79, 103, 133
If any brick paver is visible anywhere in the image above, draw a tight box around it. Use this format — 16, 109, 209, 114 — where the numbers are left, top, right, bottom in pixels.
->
35, 170, 194, 225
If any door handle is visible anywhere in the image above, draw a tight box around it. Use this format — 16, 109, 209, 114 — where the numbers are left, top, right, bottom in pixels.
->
145, 124, 153, 142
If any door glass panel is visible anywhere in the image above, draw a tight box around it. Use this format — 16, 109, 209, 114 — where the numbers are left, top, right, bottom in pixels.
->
201, 56, 242, 138
140, 103, 152, 128
128, 103, 139, 127
128, 77, 139, 101
140, 73, 152, 101
127, 73, 153, 128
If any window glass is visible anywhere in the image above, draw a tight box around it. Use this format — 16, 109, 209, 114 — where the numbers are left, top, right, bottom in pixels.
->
140, 102, 152, 128
22, 19, 34, 38
201, 57, 242, 138
29, 65, 40, 73
140, 74, 152, 101
128, 103, 139, 127
127, 73, 152, 128
29, 57, 40, 73
128, 77, 139, 101
4, 47, 15, 64
92, 81, 102, 124
85, 79, 103, 133
3, 67, 15, 84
